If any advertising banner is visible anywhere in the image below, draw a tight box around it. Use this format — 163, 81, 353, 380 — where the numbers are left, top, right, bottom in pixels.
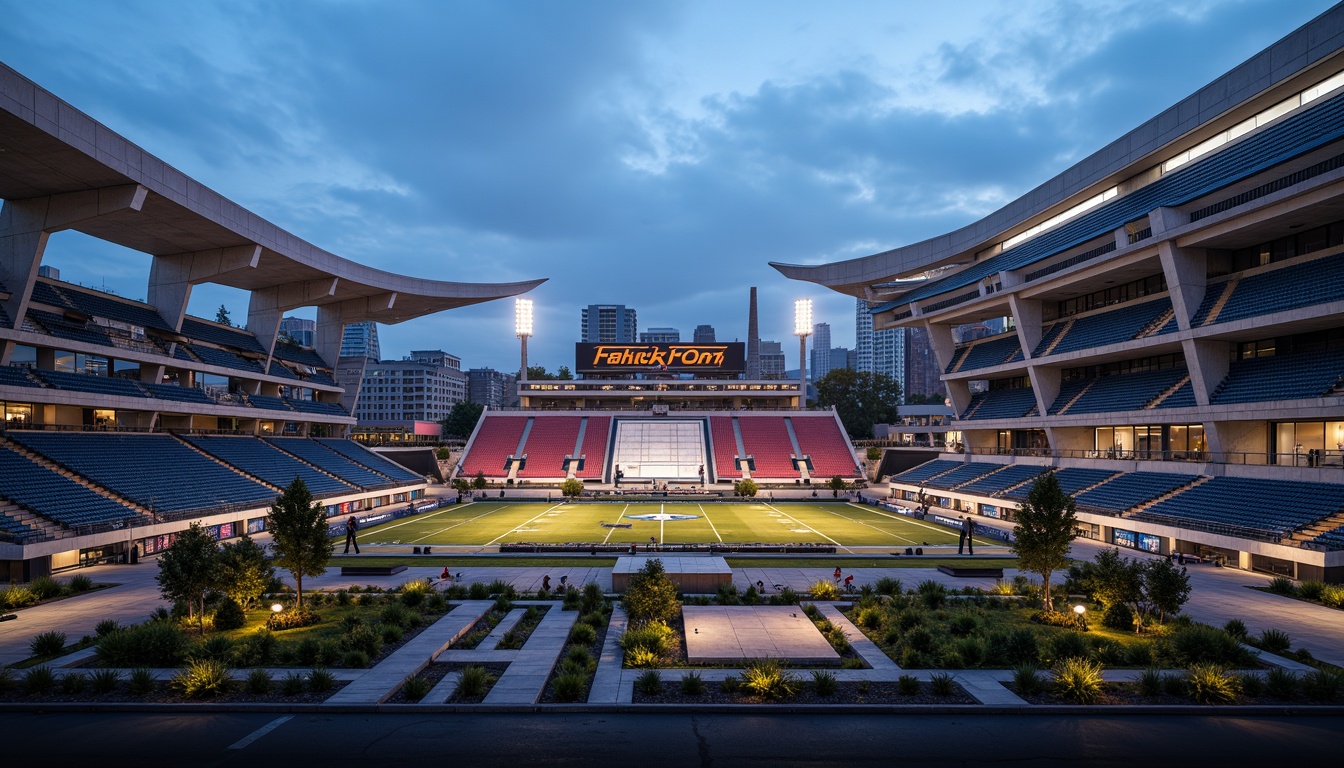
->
576, 342, 745, 374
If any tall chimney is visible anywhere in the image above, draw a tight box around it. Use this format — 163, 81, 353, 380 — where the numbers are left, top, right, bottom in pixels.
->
746, 286, 760, 380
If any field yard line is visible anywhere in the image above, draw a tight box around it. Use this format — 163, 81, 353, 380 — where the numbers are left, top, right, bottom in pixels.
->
809, 503, 920, 545
354, 502, 470, 538
846, 502, 992, 545
408, 504, 517, 544
697, 503, 724, 542
485, 502, 567, 546
659, 503, 665, 544
763, 502, 852, 553
602, 504, 630, 544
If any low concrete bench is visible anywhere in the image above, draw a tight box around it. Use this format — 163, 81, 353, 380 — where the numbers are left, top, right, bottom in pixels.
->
937, 564, 1004, 578
340, 565, 407, 577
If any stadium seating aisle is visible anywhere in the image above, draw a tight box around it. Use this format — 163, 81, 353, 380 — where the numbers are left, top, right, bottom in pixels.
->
1036, 298, 1174, 357
0, 435, 253, 518
737, 416, 799, 478
957, 463, 1048, 496
459, 415, 529, 478
1195, 251, 1344, 326
1053, 368, 1189, 415
890, 459, 964, 484
515, 416, 581, 478
1211, 348, 1344, 404
963, 387, 1037, 420
948, 333, 1023, 373
574, 416, 611, 479
924, 462, 1000, 490
791, 415, 860, 478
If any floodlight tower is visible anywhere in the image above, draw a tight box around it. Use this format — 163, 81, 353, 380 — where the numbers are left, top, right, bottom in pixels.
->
794, 298, 812, 410
516, 298, 534, 383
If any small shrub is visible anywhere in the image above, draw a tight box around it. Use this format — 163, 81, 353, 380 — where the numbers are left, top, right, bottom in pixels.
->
1223, 618, 1247, 641
998, 629, 1040, 666
1296, 581, 1325, 601
60, 671, 87, 694
308, 667, 336, 693
741, 659, 797, 701
842, 657, 866, 669
1301, 668, 1343, 702
89, 668, 121, 694
426, 593, 448, 613
380, 603, 414, 629
341, 624, 384, 658
29, 576, 64, 600
1185, 663, 1240, 704
581, 610, 607, 629
266, 607, 320, 631
1138, 668, 1164, 697
1049, 632, 1089, 662
1238, 671, 1264, 698
2, 585, 39, 609
172, 659, 234, 699
1320, 584, 1344, 608
856, 606, 884, 630
1101, 603, 1135, 631
1088, 638, 1127, 666
94, 619, 120, 638
953, 636, 986, 668
1013, 664, 1044, 696
680, 671, 705, 695
626, 647, 661, 668
904, 626, 935, 653
357, 593, 376, 607
29, 630, 67, 658
720, 675, 740, 693
565, 644, 594, 669
486, 579, 515, 599
1170, 625, 1248, 666
899, 647, 931, 670
1267, 577, 1296, 596
128, 667, 155, 696
808, 579, 841, 601
343, 650, 370, 668
929, 671, 957, 697
468, 582, 490, 600
874, 576, 903, 596
1052, 657, 1104, 704
553, 670, 589, 702
232, 630, 276, 667
1030, 610, 1086, 631
1125, 640, 1157, 668
948, 614, 978, 637
400, 675, 431, 702
97, 622, 189, 667
811, 670, 838, 696
1256, 628, 1292, 655
897, 674, 921, 695
67, 574, 94, 593
494, 594, 513, 613
194, 635, 235, 661
882, 627, 902, 646
234, 668, 269, 695
635, 669, 662, 696
212, 598, 246, 631
23, 665, 56, 695
334, 589, 351, 606
280, 672, 307, 696
916, 580, 947, 609
457, 665, 494, 698
569, 622, 597, 647
1162, 672, 1186, 697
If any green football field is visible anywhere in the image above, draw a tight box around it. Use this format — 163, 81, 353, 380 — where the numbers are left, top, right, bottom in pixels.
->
354, 501, 994, 550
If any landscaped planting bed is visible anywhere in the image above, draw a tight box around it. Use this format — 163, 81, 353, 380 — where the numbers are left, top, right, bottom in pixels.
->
632, 664, 976, 704
539, 584, 612, 703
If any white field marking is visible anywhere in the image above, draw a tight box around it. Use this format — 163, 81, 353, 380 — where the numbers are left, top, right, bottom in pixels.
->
228, 716, 293, 750
844, 502, 989, 545
808, 503, 920, 545
763, 502, 851, 553
697, 504, 724, 543
486, 502, 568, 546
601, 504, 631, 544
356, 502, 476, 540
407, 504, 517, 544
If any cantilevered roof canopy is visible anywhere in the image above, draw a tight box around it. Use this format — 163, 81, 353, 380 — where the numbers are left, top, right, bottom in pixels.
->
0, 62, 544, 323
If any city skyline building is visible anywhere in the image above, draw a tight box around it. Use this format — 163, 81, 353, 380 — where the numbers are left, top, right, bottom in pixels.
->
640, 326, 681, 343
469, 367, 518, 408
354, 349, 467, 424
580, 304, 638, 343
759, 340, 786, 379
809, 322, 832, 381
279, 316, 315, 347
340, 320, 381, 361
694, 324, 716, 343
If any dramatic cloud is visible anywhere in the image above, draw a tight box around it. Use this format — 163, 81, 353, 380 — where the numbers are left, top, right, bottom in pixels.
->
0, 0, 1331, 369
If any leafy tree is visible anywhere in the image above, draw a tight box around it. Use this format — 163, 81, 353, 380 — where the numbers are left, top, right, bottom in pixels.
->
560, 478, 584, 498
734, 478, 759, 497
451, 477, 471, 494
472, 471, 488, 490
813, 368, 901, 438
214, 305, 232, 326
622, 558, 680, 625
216, 535, 275, 609
1081, 548, 1143, 613
156, 523, 220, 631
439, 400, 484, 440
556, 365, 573, 380
827, 475, 849, 497
1010, 473, 1077, 612
1138, 557, 1192, 625
267, 477, 333, 611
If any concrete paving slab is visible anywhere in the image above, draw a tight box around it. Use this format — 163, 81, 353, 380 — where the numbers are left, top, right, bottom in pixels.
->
683, 605, 839, 664
481, 607, 578, 705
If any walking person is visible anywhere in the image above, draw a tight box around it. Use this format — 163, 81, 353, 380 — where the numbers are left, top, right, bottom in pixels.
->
343, 515, 360, 554
957, 516, 967, 555
962, 515, 975, 556
542, 574, 552, 592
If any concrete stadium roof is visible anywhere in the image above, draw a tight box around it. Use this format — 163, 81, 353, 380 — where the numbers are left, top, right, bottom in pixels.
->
0, 62, 545, 324
772, 4, 1344, 300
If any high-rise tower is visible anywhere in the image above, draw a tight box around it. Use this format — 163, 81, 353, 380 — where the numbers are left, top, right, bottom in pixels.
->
746, 287, 760, 379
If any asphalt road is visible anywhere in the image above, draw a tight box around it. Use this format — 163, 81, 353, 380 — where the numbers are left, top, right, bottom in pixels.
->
4, 712, 1339, 767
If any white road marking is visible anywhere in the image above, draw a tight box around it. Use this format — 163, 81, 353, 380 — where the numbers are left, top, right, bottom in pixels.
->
228, 716, 292, 750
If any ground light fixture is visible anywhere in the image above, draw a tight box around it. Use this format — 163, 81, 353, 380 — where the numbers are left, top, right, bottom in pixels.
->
794, 298, 812, 409
271, 603, 284, 613
516, 297, 534, 382
1073, 603, 1088, 630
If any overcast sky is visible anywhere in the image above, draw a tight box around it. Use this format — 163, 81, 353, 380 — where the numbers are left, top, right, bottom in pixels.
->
0, 0, 1335, 372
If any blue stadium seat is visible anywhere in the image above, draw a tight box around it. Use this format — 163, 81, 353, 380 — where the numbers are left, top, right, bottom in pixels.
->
1050, 368, 1188, 415
1195, 251, 1344, 326
957, 464, 1049, 496
0, 365, 42, 389
925, 462, 1000, 490
1036, 298, 1173, 357
1075, 472, 1197, 512
947, 334, 1022, 373
962, 388, 1037, 420
1133, 476, 1344, 535
0, 443, 144, 527
1002, 467, 1120, 501
315, 439, 423, 483
891, 459, 964, 484
1211, 349, 1344, 404
32, 369, 147, 398
184, 435, 356, 495
264, 438, 397, 488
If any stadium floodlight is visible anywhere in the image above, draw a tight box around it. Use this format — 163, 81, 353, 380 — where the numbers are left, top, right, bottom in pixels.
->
794, 298, 813, 409
516, 298, 534, 382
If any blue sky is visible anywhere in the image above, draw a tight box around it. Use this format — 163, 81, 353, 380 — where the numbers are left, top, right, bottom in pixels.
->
0, 0, 1335, 372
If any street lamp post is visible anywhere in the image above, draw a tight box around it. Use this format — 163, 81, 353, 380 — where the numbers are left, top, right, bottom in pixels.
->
516, 298, 534, 383
794, 298, 813, 410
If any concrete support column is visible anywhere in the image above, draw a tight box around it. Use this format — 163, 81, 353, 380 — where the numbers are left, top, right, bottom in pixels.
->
1157, 240, 1207, 331
1008, 295, 1044, 359
1027, 365, 1061, 417
147, 245, 262, 331
946, 379, 972, 417
0, 201, 51, 364
1182, 338, 1232, 406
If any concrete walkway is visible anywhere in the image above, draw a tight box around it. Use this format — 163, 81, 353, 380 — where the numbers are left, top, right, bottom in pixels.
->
482, 607, 577, 704
588, 606, 628, 704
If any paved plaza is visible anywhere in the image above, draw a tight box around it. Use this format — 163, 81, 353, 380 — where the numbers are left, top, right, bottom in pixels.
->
683, 605, 839, 664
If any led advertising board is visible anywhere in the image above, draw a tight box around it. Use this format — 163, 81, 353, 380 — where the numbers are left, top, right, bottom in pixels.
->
576, 342, 746, 374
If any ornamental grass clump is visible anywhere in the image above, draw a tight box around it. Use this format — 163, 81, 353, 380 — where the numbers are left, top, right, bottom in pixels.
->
1052, 657, 1105, 704
1184, 663, 1240, 705
171, 659, 234, 699
634, 669, 662, 696
741, 659, 797, 701
89, 668, 121, 694
929, 672, 957, 697
811, 670, 838, 696
29, 630, 66, 658
680, 671, 705, 695
1013, 664, 1045, 696
457, 665, 494, 698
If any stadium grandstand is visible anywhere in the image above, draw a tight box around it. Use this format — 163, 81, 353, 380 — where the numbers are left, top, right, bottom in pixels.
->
0, 61, 543, 581
776, 7, 1344, 582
